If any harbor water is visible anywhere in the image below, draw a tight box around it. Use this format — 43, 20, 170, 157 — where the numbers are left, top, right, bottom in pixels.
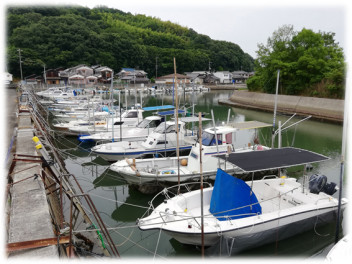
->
54, 90, 346, 259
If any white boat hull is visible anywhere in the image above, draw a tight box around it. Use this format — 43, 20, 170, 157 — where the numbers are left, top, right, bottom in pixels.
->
162, 206, 340, 247
110, 156, 237, 184
138, 177, 347, 252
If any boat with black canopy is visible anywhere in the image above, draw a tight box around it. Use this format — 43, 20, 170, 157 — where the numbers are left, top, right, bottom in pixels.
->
137, 147, 347, 253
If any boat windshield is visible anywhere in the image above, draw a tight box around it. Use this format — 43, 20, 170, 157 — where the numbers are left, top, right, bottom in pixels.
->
137, 119, 151, 128
202, 131, 222, 146
154, 122, 178, 134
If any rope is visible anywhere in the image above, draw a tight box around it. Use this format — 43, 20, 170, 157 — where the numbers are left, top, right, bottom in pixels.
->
313, 207, 330, 237
89, 193, 150, 209
153, 227, 163, 261
79, 204, 166, 259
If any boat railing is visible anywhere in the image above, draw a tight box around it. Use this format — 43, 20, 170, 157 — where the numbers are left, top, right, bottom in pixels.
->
261, 175, 279, 180
315, 197, 333, 205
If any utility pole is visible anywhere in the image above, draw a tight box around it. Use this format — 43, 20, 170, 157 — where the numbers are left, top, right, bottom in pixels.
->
43, 64, 46, 84
18, 49, 23, 81
155, 56, 158, 80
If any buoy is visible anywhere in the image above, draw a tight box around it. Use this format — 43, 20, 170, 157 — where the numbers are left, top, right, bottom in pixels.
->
35, 144, 42, 150
180, 159, 188, 166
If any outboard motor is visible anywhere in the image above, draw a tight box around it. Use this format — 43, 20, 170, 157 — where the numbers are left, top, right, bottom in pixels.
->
309, 174, 338, 195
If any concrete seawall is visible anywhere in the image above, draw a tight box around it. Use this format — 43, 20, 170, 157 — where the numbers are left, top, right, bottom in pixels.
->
219, 90, 344, 123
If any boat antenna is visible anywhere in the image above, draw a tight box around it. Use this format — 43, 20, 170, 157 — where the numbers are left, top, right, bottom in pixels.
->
271, 69, 280, 148
335, 72, 349, 243
119, 90, 122, 141
110, 71, 115, 142
211, 109, 220, 167
227, 109, 231, 124
173, 58, 181, 194
199, 112, 205, 258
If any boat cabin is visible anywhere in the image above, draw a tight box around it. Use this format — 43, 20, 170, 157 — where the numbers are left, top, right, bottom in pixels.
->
107, 108, 144, 127
136, 116, 162, 129
141, 121, 187, 148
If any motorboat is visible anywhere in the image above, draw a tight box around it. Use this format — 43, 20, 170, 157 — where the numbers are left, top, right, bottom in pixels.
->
68, 108, 144, 135
90, 120, 197, 161
36, 87, 67, 97
325, 234, 350, 261
138, 148, 347, 253
52, 112, 110, 132
80, 115, 163, 143
52, 109, 111, 122
78, 105, 175, 140
109, 121, 271, 185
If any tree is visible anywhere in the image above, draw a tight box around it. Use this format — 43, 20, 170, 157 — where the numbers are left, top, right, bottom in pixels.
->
247, 25, 345, 98
6, 6, 255, 78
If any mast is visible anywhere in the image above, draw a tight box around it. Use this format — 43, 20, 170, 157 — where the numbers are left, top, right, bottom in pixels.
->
271, 69, 280, 148
199, 113, 205, 258
173, 58, 181, 193
335, 70, 349, 243
110, 71, 114, 142
119, 90, 122, 141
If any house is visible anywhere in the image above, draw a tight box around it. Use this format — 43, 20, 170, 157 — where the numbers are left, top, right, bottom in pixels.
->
156, 73, 191, 85
94, 66, 113, 83
198, 72, 220, 84
117, 68, 149, 84
76, 66, 94, 77
213, 71, 233, 84
25, 74, 43, 84
68, 74, 85, 85
44, 67, 64, 85
232, 71, 251, 83
59, 65, 99, 85
184, 72, 204, 84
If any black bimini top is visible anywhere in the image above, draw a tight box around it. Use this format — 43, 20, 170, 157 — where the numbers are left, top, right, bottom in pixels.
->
217, 147, 329, 172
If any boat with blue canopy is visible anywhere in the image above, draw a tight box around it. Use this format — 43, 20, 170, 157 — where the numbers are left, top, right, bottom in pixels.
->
137, 148, 347, 253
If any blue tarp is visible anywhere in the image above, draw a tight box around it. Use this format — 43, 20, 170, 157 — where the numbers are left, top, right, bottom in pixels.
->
157, 110, 185, 116
209, 169, 262, 221
142, 105, 174, 111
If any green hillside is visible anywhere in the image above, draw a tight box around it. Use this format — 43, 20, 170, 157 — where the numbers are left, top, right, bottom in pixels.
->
6, 6, 254, 78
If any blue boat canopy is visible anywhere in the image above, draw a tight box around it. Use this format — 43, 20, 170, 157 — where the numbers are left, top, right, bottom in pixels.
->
210, 169, 262, 221
142, 105, 174, 111
157, 110, 185, 116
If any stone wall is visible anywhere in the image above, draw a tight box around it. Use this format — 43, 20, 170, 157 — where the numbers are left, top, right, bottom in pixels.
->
220, 91, 344, 123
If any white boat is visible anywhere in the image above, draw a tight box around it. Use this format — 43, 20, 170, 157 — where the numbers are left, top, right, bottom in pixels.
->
78, 105, 175, 139
138, 148, 347, 253
68, 108, 144, 135
80, 115, 163, 143
53, 109, 111, 122
90, 120, 197, 161
109, 121, 271, 185
36, 87, 67, 97
52, 112, 110, 132
325, 234, 351, 261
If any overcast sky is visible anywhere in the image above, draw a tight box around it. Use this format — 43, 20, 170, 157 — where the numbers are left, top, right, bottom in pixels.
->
2, 0, 349, 59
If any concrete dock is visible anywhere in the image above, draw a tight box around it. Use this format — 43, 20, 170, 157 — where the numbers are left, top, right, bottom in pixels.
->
7, 107, 58, 257
5, 88, 114, 258
219, 90, 344, 123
